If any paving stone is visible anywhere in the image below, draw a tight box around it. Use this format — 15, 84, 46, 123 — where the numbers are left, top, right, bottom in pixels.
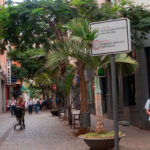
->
0, 111, 150, 150
0, 113, 16, 146
0, 112, 88, 150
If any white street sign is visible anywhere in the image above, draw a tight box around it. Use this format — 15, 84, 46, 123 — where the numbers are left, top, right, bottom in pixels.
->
7, 58, 11, 85
90, 18, 131, 55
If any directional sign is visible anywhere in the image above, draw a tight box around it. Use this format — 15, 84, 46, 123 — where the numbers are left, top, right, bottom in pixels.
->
90, 18, 131, 55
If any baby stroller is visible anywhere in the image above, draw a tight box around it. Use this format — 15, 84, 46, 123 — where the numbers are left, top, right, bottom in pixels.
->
14, 106, 25, 130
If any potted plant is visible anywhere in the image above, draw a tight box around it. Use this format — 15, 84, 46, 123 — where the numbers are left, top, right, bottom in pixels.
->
46, 18, 137, 149
79, 131, 125, 150
79, 76, 126, 150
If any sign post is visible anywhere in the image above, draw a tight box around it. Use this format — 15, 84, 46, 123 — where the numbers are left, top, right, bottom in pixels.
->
90, 18, 131, 150
111, 54, 119, 150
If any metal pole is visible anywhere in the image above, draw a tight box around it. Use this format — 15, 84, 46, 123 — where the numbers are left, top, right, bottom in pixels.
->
111, 54, 119, 150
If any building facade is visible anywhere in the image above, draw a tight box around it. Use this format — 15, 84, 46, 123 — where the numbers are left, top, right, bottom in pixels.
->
0, 48, 7, 113
0, 0, 10, 113
86, 0, 150, 129
0, 0, 4, 5
103, 34, 150, 129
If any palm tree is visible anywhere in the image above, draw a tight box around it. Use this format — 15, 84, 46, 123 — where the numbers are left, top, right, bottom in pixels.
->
46, 18, 138, 133
34, 72, 52, 99
46, 39, 97, 112
94, 54, 138, 133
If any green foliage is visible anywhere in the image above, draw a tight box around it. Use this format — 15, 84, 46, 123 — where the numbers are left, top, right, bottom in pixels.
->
93, 3, 118, 21
34, 72, 52, 86
8, 49, 45, 79
27, 84, 41, 98
117, 1, 150, 50
100, 54, 138, 76
0, 0, 149, 92
0, 0, 77, 53
64, 18, 97, 43
46, 39, 98, 71
70, 0, 99, 21
0, 0, 78, 84
70, 0, 86, 6
81, 131, 123, 138
65, 67, 74, 95
11, 64, 27, 81
115, 54, 138, 75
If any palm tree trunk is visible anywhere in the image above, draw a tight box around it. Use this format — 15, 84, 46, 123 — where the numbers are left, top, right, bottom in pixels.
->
43, 17, 63, 41
42, 92, 45, 99
64, 97, 68, 120
94, 76, 105, 134
78, 60, 88, 113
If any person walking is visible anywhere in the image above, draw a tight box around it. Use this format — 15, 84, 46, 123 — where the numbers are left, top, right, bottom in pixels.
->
10, 97, 16, 117
39, 98, 43, 111
27, 98, 33, 115
33, 97, 39, 114
16, 97, 25, 128
145, 98, 150, 121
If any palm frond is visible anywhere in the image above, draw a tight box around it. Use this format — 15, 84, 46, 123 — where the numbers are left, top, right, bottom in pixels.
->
34, 72, 52, 86
65, 69, 74, 95
46, 40, 99, 70
100, 54, 138, 75
64, 18, 98, 42
115, 54, 138, 75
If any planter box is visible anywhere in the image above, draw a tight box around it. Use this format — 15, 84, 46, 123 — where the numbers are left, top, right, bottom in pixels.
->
79, 134, 125, 150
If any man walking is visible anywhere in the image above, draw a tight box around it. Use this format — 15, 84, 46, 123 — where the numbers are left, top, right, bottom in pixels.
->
27, 98, 33, 114
10, 97, 16, 117
33, 97, 39, 114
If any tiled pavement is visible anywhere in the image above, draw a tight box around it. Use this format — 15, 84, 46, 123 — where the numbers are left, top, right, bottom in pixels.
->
0, 111, 88, 150
0, 111, 150, 150
91, 114, 150, 150
0, 113, 16, 146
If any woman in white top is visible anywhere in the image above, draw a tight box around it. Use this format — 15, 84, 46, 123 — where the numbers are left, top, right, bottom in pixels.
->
10, 97, 16, 117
